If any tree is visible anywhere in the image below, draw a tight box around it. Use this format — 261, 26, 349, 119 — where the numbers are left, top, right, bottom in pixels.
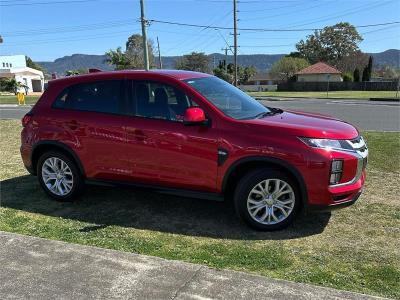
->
26, 56, 45, 72
269, 57, 310, 82
213, 61, 233, 83
367, 56, 373, 80
353, 68, 360, 82
213, 62, 256, 84
65, 69, 87, 76
336, 50, 369, 74
362, 66, 369, 82
175, 52, 211, 73
105, 34, 155, 70
296, 22, 363, 65
238, 66, 257, 84
125, 34, 155, 68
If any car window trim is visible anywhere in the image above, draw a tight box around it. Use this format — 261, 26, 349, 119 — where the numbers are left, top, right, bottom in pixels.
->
129, 79, 201, 124
51, 79, 128, 116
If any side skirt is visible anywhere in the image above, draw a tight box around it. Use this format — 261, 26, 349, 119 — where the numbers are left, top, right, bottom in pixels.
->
85, 179, 224, 202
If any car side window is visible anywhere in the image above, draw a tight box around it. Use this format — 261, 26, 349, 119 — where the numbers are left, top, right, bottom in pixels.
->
52, 80, 123, 114
133, 81, 198, 122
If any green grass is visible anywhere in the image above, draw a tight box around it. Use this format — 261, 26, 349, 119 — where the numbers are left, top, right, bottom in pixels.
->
0, 95, 40, 105
1, 120, 399, 299
248, 90, 399, 99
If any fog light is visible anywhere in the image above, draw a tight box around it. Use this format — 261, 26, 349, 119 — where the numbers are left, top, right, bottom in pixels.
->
331, 160, 343, 172
330, 159, 343, 185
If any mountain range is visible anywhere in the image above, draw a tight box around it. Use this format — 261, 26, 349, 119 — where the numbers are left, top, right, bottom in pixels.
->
38, 49, 400, 75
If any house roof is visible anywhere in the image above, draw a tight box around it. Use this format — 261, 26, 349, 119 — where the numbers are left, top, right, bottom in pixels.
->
296, 62, 341, 75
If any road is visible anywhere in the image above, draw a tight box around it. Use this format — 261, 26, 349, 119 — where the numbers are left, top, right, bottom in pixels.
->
1, 98, 399, 131
258, 98, 400, 131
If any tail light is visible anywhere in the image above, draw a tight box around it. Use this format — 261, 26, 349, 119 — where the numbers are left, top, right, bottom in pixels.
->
22, 113, 33, 127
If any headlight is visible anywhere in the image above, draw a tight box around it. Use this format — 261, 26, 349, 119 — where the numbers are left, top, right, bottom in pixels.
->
300, 138, 351, 150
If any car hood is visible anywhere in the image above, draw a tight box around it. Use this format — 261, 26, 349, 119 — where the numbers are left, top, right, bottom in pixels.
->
245, 110, 359, 139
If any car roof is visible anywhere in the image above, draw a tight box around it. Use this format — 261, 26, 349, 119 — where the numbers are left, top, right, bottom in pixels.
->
49, 69, 212, 84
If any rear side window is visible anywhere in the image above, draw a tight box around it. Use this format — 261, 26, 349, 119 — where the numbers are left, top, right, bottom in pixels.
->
53, 80, 123, 114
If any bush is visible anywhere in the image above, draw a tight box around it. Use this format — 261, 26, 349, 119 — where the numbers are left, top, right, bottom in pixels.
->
0, 78, 18, 93
342, 72, 353, 82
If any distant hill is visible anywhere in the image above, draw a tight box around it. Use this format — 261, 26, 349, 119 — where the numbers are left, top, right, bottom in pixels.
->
38, 54, 113, 75
37, 50, 399, 75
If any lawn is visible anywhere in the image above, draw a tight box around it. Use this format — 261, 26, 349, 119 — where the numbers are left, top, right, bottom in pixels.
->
0, 120, 399, 299
0, 94, 40, 105
248, 90, 399, 99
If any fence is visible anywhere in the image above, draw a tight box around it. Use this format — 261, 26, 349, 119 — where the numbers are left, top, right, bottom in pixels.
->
277, 81, 399, 91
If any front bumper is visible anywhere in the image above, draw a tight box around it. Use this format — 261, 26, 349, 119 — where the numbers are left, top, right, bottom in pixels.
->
302, 136, 368, 209
307, 189, 363, 212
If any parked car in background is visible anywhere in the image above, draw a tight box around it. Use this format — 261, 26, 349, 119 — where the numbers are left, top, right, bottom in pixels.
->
20, 70, 368, 230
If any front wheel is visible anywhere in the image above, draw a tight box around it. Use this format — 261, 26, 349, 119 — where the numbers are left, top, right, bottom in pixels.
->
37, 151, 84, 201
234, 169, 300, 231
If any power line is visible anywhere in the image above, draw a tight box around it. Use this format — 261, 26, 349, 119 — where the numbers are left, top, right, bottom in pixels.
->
0, 0, 97, 6
148, 19, 400, 32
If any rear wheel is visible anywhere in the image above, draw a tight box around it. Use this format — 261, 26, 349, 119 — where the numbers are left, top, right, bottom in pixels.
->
234, 169, 300, 230
37, 151, 84, 201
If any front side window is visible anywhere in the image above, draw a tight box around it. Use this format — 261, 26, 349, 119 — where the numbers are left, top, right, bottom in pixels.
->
133, 81, 198, 122
184, 76, 271, 120
52, 80, 123, 114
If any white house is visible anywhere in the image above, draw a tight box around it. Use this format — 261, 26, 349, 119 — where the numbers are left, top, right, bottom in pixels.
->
0, 55, 45, 93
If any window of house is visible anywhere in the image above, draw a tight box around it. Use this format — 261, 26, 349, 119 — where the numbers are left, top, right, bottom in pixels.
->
2, 63, 5, 67
52, 80, 123, 114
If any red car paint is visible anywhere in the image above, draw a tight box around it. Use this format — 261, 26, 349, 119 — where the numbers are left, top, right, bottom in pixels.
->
21, 70, 367, 210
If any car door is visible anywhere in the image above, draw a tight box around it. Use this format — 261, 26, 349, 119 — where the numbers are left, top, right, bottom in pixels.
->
125, 79, 218, 192
53, 79, 130, 181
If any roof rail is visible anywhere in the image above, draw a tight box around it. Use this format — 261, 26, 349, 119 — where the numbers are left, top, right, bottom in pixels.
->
88, 68, 102, 73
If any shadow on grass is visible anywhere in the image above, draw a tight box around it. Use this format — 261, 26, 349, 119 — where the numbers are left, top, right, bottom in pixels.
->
1, 175, 331, 240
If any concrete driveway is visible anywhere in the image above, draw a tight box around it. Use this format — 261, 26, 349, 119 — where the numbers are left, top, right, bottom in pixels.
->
0, 231, 390, 300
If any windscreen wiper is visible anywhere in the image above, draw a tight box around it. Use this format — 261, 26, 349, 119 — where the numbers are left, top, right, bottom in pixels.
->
254, 108, 283, 119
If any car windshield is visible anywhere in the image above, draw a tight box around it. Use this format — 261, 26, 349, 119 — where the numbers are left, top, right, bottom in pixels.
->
184, 76, 271, 120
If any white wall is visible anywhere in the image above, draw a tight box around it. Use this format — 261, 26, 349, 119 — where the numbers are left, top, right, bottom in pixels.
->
0, 55, 27, 69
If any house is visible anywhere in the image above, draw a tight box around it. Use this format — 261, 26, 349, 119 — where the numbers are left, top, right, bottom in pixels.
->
240, 72, 281, 92
0, 55, 44, 92
296, 62, 342, 82
246, 72, 282, 85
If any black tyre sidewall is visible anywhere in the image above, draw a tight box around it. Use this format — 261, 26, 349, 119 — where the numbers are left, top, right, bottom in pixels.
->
37, 151, 83, 202
234, 169, 301, 231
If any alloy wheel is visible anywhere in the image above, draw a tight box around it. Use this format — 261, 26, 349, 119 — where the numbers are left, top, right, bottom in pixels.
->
247, 179, 295, 225
41, 157, 74, 196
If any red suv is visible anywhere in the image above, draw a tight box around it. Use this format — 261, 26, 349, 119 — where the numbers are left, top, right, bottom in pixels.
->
20, 70, 368, 230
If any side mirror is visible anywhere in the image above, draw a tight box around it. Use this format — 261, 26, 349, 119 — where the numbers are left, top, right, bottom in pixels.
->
183, 107, 208, 126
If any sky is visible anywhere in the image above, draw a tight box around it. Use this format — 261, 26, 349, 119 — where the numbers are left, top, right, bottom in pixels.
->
0, 0, 399, 62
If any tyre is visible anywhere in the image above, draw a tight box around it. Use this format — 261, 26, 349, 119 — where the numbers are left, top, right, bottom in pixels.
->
234, 169, 300, 231
37, 150, 84, 201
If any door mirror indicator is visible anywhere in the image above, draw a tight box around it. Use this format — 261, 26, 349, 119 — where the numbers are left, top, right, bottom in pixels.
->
183, 107, 208, 126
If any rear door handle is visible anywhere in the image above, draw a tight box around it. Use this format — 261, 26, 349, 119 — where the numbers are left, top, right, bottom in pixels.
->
126, 128, 147, 141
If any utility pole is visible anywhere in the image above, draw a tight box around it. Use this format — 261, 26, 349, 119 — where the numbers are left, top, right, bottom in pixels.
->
140, 0, 150, 71
157, 36, 162, 69
233, 0, 238, 86
221, 47, 229, 72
